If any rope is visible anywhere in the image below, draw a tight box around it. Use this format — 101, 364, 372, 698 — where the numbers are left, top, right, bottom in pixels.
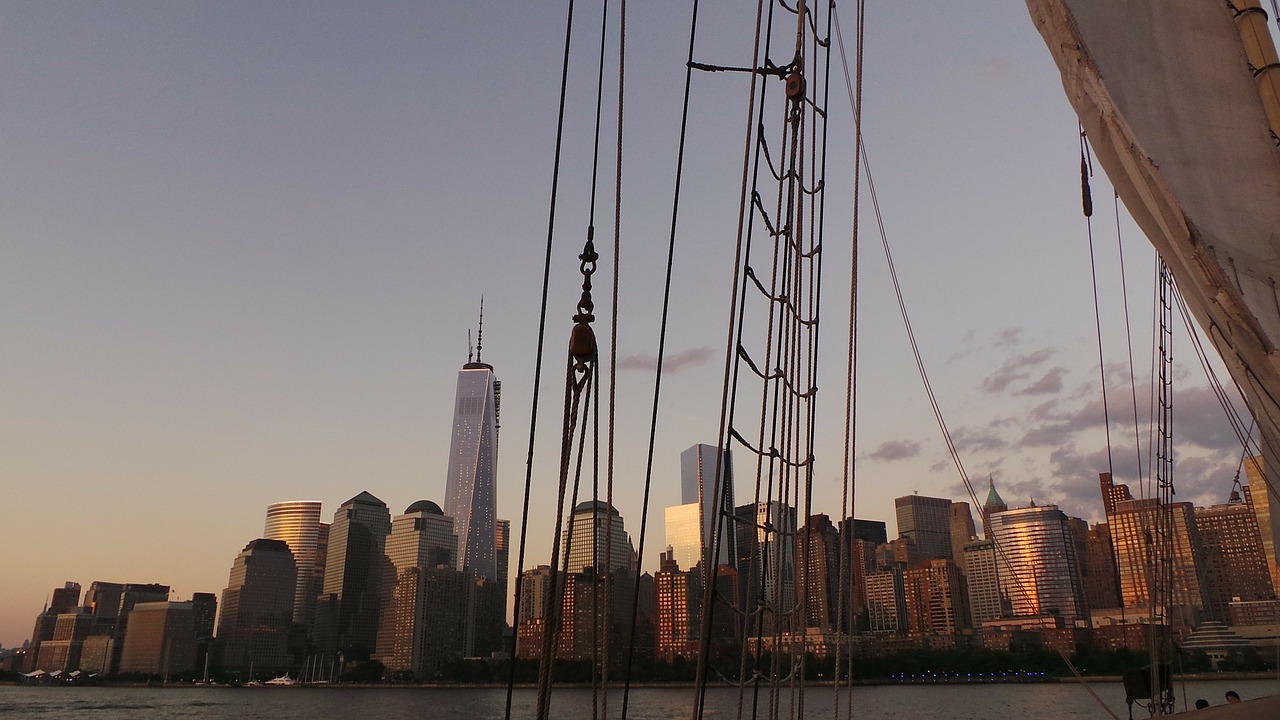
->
832, 2, 863, 718
579, 0, 611, 712
603, 0, 625, 717
1080, 131, 1115, 479
619, 0, 706, 716
506, 1, 577, 717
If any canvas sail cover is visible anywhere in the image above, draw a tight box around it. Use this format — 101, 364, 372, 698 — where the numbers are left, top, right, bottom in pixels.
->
1026, 1, 1280, 505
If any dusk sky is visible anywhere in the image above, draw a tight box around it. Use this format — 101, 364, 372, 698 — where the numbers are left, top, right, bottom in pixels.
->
1, 2, 1256, 647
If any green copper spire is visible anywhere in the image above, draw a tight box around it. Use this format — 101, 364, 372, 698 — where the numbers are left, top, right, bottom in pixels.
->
984, 476, 1006, 511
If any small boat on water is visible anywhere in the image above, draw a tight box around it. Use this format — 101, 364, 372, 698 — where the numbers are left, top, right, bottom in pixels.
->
263, 674, 299, 687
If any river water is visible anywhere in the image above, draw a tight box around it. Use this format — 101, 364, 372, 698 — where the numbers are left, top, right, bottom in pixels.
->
2, 679, 1277, 719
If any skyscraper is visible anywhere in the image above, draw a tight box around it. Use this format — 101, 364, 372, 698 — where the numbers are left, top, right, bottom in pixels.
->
562, 501, 634, 575
119, 601, 196, 677
737, 501, 797, 628
1244, 457, 1280, 594
1079, 523, 1121, 612
314, 491, 391, 661
678, 444, 736, 570
895, 494, 953, 560
795, 514, 841, 632
654, 550, 700, 661
375, 500, 466, 677
989, 503, 1087, 624
263, 500, 327, 630
444, 311, 501, 582
949, 502, 977, 571
865, 568, 906, 633
981, 477, 1008, 539
904, 558, 969, 635
963, 538, 1004, 625
217, 538, 297, 673
1196, 490, 1274, 621
1102, 474, 1205, 626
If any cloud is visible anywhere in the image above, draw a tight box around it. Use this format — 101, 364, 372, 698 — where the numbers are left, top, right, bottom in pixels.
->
1016, 367, 1067, 396
994, 328, 1022, 347
615, 347, 714, 374
866, 440, 921, 461
1172, 386, 1246, 451
950, 328, 1023, 363
951, 426, 1008, 453
981, 348, 1055, 393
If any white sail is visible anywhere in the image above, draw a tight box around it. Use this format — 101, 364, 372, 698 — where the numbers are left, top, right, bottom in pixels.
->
1026, 1, 1280, 500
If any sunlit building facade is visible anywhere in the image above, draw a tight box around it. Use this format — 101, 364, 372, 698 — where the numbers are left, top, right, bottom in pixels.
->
989, 503, 1086, 624
665, 503, 702, 573
680, 444, 736, 569
1244, 457, 1280, 594
904, 558, 969, 635
119, 601, 195, 676
563, 501, 633, 575
654, 550, 699, 661
1107, 495, 1204, 626
263, 500, 327, 629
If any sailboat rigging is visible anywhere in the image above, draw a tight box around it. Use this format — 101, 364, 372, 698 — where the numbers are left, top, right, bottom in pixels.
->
504, 0, 1280, 718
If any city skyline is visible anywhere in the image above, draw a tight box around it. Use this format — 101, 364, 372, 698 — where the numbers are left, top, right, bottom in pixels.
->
1, 3, 1261, 649
15, 467, 1280, 679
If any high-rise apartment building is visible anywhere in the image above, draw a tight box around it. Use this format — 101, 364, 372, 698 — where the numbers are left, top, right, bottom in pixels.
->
989, 503, 1087, 624
654, 550, 700, 661
1196, 491, 1274, 621
119, 601, 196, 677
895, 494, 953, 560
444, 325, 501, 583
865, 567, 906, 633
263, 500, 327, 629
375, 500, 465, 677
796, 514, 841, 632
314, 491, 391, 662
904, 558, 969, 635
217, 538, 297, 673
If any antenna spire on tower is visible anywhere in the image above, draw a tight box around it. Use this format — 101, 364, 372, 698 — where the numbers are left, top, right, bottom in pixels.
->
468, 329, 474, 364
476, 296, 484, 363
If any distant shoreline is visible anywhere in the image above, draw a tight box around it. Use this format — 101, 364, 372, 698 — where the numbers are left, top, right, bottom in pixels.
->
4, 672, 1276, 689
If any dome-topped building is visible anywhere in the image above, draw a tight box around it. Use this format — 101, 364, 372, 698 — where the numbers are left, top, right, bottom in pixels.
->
405, 500, 444, 516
